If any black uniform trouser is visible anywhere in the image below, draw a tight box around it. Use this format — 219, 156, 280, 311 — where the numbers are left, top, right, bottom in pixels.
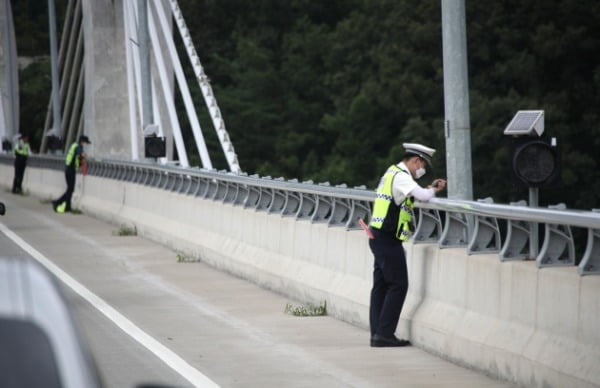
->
55, 166, 76, 211
12, 155, 28, 193
369, 230, 409, 338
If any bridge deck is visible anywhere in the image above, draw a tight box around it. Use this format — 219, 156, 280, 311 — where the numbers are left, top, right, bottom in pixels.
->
0, 193, 512, 388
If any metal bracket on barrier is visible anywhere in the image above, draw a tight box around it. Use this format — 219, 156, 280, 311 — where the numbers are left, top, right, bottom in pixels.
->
142, 168, 153, 186
579, 209, 600, 275
282, 181, 301, 217
468, 197, 501, 255
150, 170, 162, 187
346, 199, 370, 230
212, 177, 228, 200
205, 176, 219, 199
234, 184, 249, 206
328, 196, 350, 227
296, 191, 316, 220
115, 165, 125, 180
244, 181, 260, 208
122, 165, 133, 181
194, 177, 209, 197
536, 203, 575, 268
169, 173, 183, 192
439, 211, 469, 248
268, 183, 287, 214
134, 167, 145, 184
185, 176, 198, 195
222, 181, 239, 204
500, 201, 531, 261
309, 183, 331, 223
312, 195, 332, 223
256, 186, 273, 211
158, 171, 170, 190
413, 207, 442, 244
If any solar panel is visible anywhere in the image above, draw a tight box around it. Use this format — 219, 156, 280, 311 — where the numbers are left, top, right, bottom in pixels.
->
503, 110, 544, 136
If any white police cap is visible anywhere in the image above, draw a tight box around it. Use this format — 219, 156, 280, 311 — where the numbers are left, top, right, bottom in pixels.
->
403, 143, 436, 166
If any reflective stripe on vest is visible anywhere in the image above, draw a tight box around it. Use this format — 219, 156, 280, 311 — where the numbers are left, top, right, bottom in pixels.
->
65, 142, 79, 168
369, 164, 414, 241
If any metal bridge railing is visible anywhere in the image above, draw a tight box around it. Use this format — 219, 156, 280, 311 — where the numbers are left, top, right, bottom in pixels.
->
2, 154, 599, 275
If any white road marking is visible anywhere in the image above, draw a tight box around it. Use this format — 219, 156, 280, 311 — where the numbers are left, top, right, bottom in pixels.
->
0, 222, 220, 388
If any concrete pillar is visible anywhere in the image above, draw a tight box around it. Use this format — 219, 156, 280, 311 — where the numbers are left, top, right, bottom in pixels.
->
0, 0, 19, 141
81, 0, 131, 159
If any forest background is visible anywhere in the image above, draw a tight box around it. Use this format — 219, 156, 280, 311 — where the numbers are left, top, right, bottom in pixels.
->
12, 0, 600, 210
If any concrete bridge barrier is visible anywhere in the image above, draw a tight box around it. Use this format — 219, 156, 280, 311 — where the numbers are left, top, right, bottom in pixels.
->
1, 162, 599, 388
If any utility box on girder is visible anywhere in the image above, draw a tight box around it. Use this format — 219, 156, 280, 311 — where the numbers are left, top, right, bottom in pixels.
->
144, 136, 166, 158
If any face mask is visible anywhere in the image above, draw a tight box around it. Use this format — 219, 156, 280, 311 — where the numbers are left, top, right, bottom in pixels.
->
415, 167, 426, 179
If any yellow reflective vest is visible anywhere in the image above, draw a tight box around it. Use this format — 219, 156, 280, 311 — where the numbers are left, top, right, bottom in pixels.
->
369, 164, 414, 241
65, 142, 80, 168
14, 140, 29, 157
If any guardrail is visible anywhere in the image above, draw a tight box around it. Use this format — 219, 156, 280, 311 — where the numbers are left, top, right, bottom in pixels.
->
2, 154, 599, 275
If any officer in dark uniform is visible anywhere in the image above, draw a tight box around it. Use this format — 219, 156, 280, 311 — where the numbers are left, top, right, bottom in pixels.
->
368, 143, 446, 347
52, 135, 91, 213
12, 134, 30, 194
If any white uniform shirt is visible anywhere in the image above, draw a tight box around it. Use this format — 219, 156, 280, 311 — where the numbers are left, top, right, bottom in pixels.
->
391, 162, 435, 205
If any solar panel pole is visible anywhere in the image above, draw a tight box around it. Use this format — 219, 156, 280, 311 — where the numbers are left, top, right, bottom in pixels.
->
441, 0, 473, 202
529, 187, 539, 259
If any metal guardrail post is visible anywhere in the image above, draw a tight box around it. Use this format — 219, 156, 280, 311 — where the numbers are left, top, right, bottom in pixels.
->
268, 185, 286, 214
413, 208, 442, 244
328, 197, 350, 227
213, 178, 227, 201
467, 197, 501, 255
256, 185, 273, 211
296, 192, 316, 220
346, 199, 370, 230
439, 212, 469, 248
499, 201, 531, 261
244, 180, 260, 209
282, 184, 301, 217
536, 203, 575, 268
579, 209, 600, 275
309, 182, 332, 223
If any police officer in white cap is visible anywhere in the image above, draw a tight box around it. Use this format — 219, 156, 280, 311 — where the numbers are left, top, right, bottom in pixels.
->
368, 142, 446, 347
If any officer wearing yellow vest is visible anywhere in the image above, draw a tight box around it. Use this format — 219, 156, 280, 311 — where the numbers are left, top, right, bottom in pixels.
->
52, 135, 91, 213
12, 134, 30, 194
369, 143, 446, 347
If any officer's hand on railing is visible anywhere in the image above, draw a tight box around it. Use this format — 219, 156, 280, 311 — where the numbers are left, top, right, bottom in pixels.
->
430, 179, 446, 193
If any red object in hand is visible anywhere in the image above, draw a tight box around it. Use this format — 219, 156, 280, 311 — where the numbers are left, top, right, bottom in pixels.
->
81, 160, 87, 176
358, 218, 374, 239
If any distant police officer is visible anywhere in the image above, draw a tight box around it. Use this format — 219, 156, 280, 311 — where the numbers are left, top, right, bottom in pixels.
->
52, 135, 91, 213
12, 134, 30, 194
369, 143, 446, 347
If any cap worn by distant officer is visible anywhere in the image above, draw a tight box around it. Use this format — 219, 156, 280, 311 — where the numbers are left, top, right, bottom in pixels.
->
402, 143, 435, 166
79, 135, 91, 144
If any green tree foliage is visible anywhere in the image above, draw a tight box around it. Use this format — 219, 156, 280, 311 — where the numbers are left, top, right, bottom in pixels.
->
18, 60, 51, 152
177, 0, 599, 209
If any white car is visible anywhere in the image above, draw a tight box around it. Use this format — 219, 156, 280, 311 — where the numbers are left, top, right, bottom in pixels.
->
0, 257, 104, 388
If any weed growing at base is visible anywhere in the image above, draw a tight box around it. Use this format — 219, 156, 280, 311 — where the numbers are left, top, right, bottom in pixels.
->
113, 224, 137, 236
284, 300, 327, 316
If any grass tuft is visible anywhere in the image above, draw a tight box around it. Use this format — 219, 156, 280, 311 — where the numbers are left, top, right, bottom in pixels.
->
284, 300, 327, 317
113, 224, 137, 236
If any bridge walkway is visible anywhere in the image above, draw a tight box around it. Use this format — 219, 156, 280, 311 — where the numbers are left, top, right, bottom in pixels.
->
0, 193, 512, 388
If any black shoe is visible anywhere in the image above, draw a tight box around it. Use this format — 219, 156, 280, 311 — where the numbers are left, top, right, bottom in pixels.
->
51, 200, 58, 212
371, 334, 411, 347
